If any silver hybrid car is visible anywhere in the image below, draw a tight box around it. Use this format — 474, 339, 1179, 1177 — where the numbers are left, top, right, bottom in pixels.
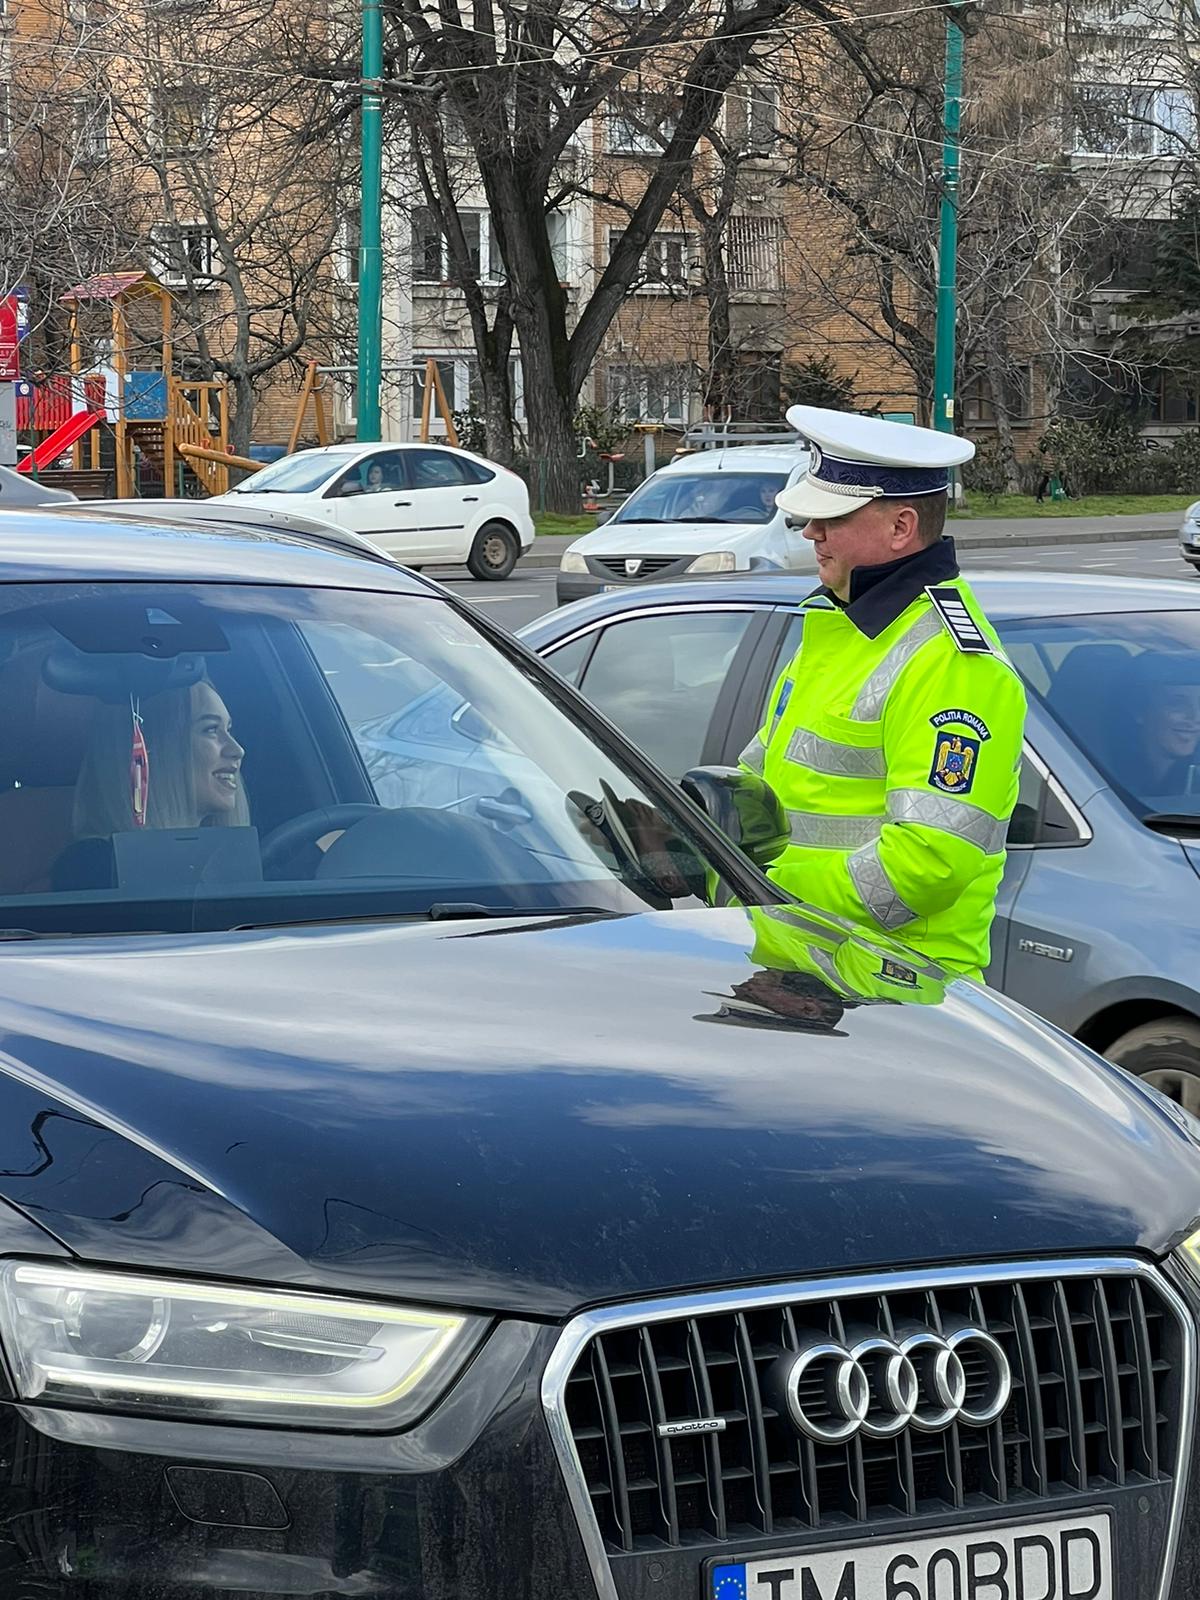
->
517, 570, 1200, 1105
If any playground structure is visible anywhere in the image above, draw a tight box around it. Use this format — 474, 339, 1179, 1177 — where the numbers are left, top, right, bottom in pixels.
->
289, 359, 459, 453
16, 271, 252, 497
16, 268, 465, 499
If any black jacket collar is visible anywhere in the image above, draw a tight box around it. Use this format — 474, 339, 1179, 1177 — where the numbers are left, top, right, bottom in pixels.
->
818, 537, 960, 640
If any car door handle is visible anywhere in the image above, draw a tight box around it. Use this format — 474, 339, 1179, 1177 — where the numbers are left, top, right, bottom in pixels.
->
462, 496, 479, 502
393, 500, 412, 507
477, 792, 534, 828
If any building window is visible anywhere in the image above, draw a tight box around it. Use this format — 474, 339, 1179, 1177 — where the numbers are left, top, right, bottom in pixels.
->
412, 353, 524, 429
151, 223, 217, 287
155, 88, 210, 154
1141, 369, 1199, 425
1074, 83, 1196, 156
1091, 222, 1156, 292
74, 93, 109, 164
607, 94, 677, 154
961, 368, 1032, 426
337, 215, 360, 285
729, 82, 779, 149
748, 86, 779, 148
608, 363, 690, 425
1070, 0, 1161, 28
730, 353, 782, 421
411, 207, 502, 283
609, 228, 690, 288
440, 98, 469, 149
728, 216, 782, 293
546, 211, 569, 282
337, 366, 357, 428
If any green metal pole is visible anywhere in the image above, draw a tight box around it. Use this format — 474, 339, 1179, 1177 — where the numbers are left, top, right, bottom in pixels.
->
356, 0, 384, 442
932, 4, 964, 435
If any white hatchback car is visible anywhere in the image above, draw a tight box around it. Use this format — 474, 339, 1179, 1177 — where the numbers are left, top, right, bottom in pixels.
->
557, 437, 815, 604
214, 442, 535, 580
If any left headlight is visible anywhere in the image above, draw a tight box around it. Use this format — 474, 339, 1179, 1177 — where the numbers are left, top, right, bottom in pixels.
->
687, 551, 736, 574
0, 1262, 484, 1430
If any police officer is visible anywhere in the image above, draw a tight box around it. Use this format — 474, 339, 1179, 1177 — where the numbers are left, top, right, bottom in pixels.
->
740, 406, 1026, 983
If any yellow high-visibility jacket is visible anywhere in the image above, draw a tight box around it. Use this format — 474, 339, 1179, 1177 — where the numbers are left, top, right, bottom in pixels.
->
741, 550, 1026, 980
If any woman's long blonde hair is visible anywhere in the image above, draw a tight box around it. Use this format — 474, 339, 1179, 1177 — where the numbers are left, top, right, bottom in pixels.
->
73, 680, 250, 840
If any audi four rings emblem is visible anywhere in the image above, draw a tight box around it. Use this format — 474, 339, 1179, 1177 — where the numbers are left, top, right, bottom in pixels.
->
776, 1327, 1012, 1443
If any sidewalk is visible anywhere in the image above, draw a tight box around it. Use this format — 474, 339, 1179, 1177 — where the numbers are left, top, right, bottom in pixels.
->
507, 511, 1183, 571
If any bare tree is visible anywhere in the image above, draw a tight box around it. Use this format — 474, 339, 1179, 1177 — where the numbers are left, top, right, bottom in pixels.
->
774, 0, 1120, 485
380, 0, 959, 510
94, 0, 351, 452
0, 6, 142, 361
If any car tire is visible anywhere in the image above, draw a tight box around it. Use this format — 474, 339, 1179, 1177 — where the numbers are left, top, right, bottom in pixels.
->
467, 522, 519, 581
1105, 1017, 1200, 1114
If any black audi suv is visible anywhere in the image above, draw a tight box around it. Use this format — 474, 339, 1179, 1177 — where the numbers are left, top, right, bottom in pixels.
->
0, 509, 1192, 1600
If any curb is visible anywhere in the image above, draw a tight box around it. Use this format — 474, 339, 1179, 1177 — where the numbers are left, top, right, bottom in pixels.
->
426, 520, 1179, 579
955, 524, 1176, 552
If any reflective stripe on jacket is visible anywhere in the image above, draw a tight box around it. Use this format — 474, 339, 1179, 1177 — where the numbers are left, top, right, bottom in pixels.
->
741, 576, 1026, 980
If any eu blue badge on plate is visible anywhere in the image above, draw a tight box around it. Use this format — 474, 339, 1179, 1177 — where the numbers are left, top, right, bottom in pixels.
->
712, 1565, 748, 1600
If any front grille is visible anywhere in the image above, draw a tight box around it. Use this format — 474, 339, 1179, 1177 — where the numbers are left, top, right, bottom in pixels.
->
561, 1269, 1183, 1553
592, 556, 685, 581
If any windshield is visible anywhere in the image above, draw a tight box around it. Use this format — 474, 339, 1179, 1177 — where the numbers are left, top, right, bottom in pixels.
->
1000, 610, 1200, 819
614, 471, 788, 526
228, 452, 357, 495
0, 582, 745, 935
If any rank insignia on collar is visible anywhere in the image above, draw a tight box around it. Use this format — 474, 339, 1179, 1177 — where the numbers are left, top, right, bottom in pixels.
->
926, 586, 992, 654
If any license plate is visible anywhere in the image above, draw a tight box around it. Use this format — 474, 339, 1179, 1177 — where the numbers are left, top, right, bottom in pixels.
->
602, 583, 625, 591
707, 1510, 1112, 1600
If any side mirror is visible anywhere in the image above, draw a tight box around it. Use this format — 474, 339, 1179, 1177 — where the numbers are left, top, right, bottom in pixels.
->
681, 765, 788, 870
593, 507, 614, 527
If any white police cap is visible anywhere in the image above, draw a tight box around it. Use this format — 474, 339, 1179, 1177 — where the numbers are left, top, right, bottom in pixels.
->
777, 405, 976, 522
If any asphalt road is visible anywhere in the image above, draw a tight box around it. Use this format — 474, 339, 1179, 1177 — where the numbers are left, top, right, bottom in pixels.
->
438, 536, 1194, 633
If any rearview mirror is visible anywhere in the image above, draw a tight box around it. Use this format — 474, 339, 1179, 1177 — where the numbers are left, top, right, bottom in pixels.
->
680, 765, 788, 871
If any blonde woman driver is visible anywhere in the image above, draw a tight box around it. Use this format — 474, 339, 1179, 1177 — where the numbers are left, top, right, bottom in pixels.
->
55, 680, 248, 890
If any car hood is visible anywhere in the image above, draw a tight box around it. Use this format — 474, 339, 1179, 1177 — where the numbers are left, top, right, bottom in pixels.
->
0, 907, 1194, 1318
572, 520, 793, 559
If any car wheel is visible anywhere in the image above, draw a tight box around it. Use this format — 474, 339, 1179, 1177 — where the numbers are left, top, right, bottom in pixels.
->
467, 522, 519, 581
1106, 1017, 1200, 1113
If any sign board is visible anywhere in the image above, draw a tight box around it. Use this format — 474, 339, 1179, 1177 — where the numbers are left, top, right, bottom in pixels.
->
0, 385, 17, 466
0, 298, 20, 383
13, 287, 29, 342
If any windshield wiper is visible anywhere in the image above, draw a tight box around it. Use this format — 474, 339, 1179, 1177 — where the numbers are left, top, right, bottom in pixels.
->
612, 517, 668, 524
234, 904, 624, 932
1142, 812, 1200, 836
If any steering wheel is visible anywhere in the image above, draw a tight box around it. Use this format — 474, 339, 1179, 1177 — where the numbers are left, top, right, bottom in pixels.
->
261, 804, 384, 875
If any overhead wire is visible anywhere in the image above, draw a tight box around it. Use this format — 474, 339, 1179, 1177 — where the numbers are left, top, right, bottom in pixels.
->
3, 3, 1165, 181
4, 0, 1052, 95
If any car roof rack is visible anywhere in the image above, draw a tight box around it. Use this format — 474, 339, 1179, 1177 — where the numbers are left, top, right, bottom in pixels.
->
676, 421, 805, 452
